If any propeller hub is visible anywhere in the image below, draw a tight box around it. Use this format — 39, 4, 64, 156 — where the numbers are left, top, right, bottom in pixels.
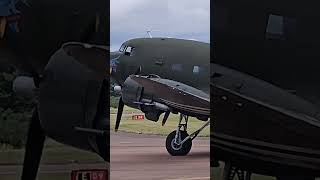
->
113, 85, 121, 93
12, 76, 38, 97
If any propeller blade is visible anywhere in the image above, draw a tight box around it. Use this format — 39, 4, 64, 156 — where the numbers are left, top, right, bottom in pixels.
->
21, 108, 46, 180
115, 97, 124, 132
162, 111, 170, 126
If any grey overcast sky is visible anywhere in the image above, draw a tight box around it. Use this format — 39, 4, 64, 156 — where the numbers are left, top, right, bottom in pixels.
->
110, 0, 210, 51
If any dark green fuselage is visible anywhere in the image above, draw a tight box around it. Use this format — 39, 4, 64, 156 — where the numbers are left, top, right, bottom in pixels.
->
112, 38, 210, 93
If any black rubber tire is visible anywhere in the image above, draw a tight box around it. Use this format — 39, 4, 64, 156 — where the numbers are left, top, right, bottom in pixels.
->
166, 130, 192, 156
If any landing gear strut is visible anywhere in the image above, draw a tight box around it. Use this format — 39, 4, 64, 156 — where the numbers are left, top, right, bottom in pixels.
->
165, 114, 210, 156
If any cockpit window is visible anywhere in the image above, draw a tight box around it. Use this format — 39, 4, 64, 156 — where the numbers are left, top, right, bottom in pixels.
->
119, 44, 126, 52
124, 46, 135, 56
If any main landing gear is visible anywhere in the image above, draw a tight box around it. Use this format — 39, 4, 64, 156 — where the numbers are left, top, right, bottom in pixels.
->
165, 114, 210, 156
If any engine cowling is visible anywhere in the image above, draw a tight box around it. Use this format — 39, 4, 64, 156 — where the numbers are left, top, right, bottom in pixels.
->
120, 75, 168, 121
38, 42, 109, 161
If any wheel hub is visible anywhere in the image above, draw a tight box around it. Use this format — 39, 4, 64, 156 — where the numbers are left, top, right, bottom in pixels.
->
171, 138, 182, 150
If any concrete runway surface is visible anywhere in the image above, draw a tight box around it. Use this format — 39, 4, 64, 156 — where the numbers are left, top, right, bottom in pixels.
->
111, 132, 210, 180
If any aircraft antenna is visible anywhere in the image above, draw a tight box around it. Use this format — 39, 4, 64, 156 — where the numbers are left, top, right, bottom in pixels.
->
146, 29, 160, 38
146, 30, 152, 38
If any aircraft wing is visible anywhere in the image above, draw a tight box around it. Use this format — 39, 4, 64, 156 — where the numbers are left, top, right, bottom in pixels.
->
120, 75, 210, 122
211, 63, 320, 170
211, 63, 320, 119
211, 83, 320, 173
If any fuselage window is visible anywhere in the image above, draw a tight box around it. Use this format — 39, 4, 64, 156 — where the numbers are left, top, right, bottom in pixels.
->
171, 64, 183, 72
193, 66, 200, 74
266, 14, 284, 39
266, 14, 297, 40
124, 46, 135, 56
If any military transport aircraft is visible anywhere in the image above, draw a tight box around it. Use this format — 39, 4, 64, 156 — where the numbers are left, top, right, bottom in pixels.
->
110, 37, 210, 156
0, 0, 109, 180
212, 0, 320, 180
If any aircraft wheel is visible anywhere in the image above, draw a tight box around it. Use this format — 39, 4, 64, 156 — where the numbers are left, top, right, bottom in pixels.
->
166, 130, 192, 156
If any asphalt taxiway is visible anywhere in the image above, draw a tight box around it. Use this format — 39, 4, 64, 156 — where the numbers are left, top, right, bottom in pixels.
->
0, 132, 209, 180
111, 132, 210, 180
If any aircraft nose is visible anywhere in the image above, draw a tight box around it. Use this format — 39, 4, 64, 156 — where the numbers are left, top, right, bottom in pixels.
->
110, 51, 122, 60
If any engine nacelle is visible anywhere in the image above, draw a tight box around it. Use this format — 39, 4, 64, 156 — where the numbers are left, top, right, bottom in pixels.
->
121, 75, 168, 122
38, 42, 109, 161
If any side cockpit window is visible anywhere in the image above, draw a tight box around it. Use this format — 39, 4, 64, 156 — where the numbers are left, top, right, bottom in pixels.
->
124, 46, 135, 56
119, 44, 126, 52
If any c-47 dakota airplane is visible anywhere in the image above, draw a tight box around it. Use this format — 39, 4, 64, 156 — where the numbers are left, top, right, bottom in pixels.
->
110, 37, 210, 156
